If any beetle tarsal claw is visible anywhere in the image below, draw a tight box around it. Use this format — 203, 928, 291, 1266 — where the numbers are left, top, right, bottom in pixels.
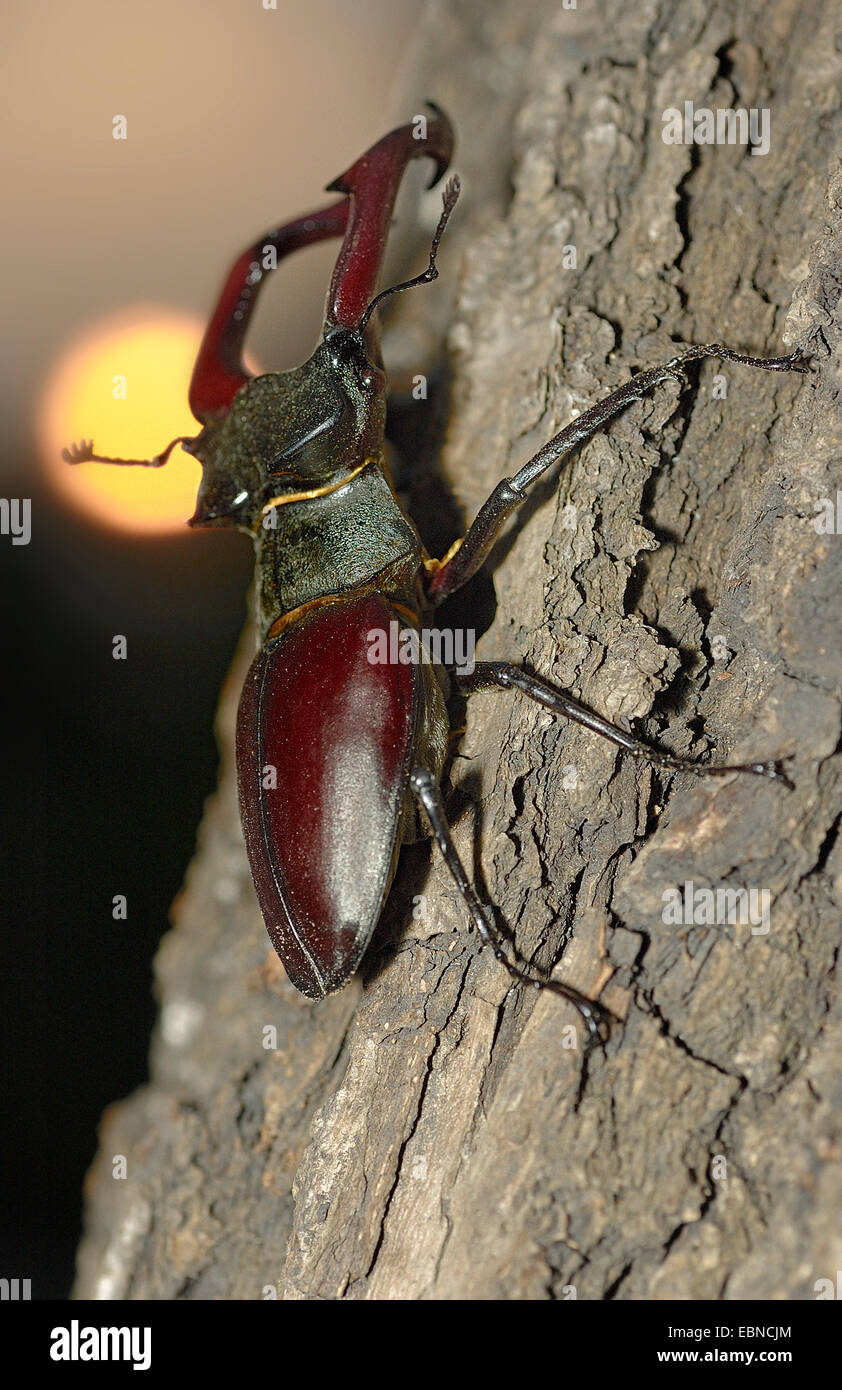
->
62, 439, 95, 464
757, 758, 796, 790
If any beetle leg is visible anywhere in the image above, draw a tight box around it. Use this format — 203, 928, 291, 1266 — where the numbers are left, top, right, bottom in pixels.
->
453, 662, 794, 788
425, 344, 809, 604
61, 434, 194, 468
409, 766, 610, 1044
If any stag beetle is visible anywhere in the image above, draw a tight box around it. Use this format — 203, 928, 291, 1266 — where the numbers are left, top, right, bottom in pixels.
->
66, 106, 805, 1043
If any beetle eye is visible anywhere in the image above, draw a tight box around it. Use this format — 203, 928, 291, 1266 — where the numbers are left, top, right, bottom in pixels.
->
361, 365, 386, 393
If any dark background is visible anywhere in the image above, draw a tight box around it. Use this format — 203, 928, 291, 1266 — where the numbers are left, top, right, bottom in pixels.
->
1, 0, 420, 1300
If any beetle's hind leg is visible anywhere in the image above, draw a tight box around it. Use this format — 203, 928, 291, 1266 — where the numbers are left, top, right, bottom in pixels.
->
453, 662, 794, 788
409, 766, 610, 1044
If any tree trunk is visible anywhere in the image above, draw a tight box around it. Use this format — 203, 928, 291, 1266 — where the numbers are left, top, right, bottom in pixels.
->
75, 0, 842, 1301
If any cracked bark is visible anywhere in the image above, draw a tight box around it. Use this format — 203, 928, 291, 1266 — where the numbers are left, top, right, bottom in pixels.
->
75, 0, 842, 1301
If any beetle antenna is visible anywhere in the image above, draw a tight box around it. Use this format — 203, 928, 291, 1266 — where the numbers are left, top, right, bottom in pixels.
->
62, 435, 194, 468
357, 174, 461, 332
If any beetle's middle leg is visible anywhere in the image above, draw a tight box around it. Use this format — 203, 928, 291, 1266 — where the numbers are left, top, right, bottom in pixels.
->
424, 343, 808, 605
452, 662, 793, 787
409, 765, 610, 1043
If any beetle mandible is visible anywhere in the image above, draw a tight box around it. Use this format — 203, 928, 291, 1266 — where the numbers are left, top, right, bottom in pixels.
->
66, 107, 806, 1043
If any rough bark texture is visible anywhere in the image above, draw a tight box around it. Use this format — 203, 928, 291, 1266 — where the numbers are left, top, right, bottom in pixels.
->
75, 0, 842, 1300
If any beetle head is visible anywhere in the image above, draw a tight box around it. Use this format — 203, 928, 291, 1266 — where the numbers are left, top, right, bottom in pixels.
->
62, 115, 459, 533
188, 171, 460, 533
187, 329, 387, 532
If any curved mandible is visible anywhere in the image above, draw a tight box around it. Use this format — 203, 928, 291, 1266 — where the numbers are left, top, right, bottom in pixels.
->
189, 199, 350, 424
323, 103, 455, 338
188, 106, 454, 425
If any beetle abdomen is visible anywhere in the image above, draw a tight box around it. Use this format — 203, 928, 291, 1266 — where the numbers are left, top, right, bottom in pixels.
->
236, 593, 417, 997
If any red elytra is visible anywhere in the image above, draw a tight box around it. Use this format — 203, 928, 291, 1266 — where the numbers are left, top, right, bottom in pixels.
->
235, 594, 417, 997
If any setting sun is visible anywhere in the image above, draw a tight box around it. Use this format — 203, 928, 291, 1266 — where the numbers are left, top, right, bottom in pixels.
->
40, 307, 208, 535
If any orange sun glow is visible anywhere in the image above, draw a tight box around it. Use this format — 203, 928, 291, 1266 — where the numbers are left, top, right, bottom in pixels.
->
40, 307, 212, 535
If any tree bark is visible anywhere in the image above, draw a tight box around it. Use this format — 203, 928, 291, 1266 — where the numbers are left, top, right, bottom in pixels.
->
75, 0, 842, 1301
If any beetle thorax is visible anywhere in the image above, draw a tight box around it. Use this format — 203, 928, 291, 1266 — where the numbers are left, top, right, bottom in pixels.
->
189, 331, 387, 533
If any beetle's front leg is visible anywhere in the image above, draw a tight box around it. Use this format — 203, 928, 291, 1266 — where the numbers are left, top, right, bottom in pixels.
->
425, 344, 809, 604
453, 662, 794, 788
409, 766, 610, 1044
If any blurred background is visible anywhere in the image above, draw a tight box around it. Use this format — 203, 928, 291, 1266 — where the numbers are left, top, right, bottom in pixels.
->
1, 0, 425, 1299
